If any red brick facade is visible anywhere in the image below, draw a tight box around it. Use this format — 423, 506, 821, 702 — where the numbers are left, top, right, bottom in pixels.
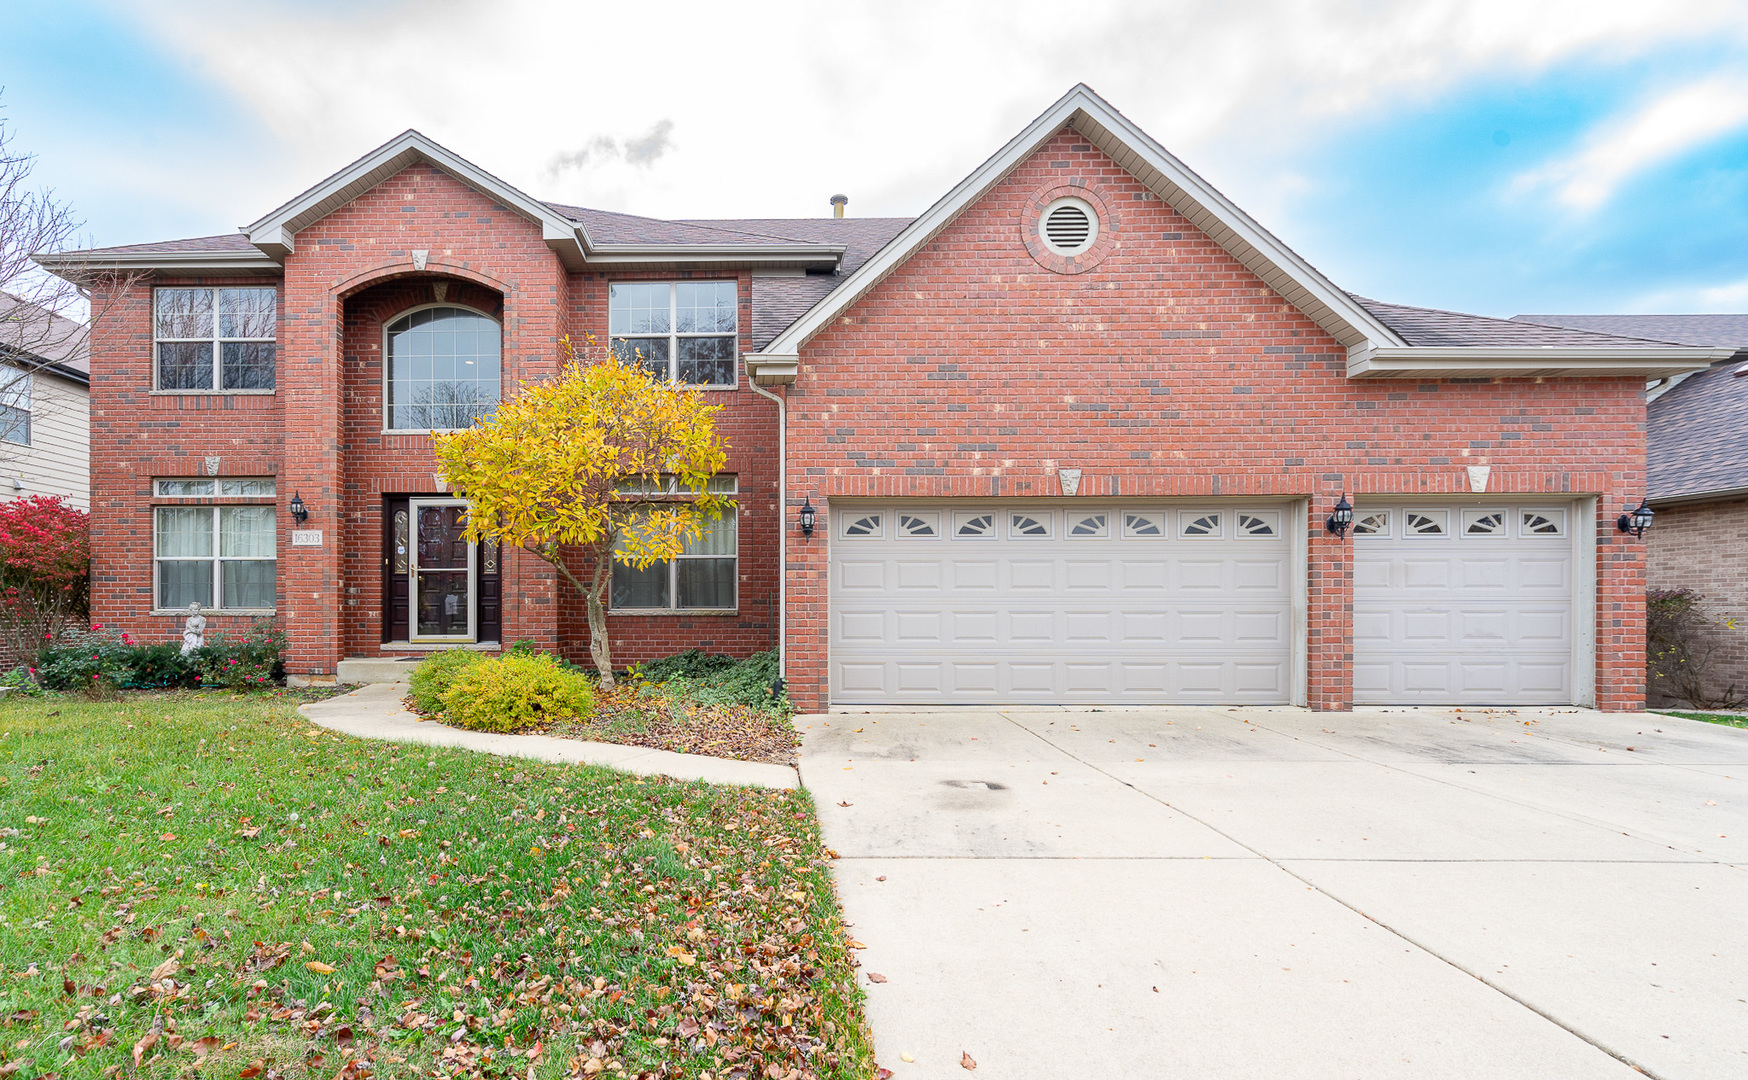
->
83, 128, 1654, 711
778, 130, 1649, 711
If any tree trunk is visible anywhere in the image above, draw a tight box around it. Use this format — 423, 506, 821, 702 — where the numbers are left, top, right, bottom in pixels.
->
531, 540, 616, 688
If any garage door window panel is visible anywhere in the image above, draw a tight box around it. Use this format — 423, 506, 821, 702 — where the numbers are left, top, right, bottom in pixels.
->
1009, 513, 1052, 538
1123, 512, 1166, 538
1068, 513, 1108, 538
1521, 510, 1565, 536
1404, 511, 1448, 536
897, 513, 938, 538
954, 512, 996, 538
1179, 512, 1223, 539
1462, 510, 1508, 536
840, 512, 883, 539
1236, 512, 1278, 537
1353, 511, 1390, 537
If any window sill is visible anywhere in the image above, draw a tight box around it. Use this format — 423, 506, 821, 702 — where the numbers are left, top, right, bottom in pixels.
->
383, 641, 500, 652
381, 429, 470, 436
150, 389, 276, 396
150, 608, 276, 617
609, 608, 739, 617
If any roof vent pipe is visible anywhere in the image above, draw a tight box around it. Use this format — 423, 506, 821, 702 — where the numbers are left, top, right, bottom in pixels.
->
830, 194, 848, 218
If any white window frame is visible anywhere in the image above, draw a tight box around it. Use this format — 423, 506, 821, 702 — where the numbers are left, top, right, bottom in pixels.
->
152, 286, 278, 394
152, 499, 278, 615
608, 281, 739, 390
610, 476, 739, 613
0, 366, 29, 445
381, 302, 504, 434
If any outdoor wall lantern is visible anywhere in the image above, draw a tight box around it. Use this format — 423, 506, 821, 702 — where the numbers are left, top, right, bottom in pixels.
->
1325, 494, 1354, 539
289, 492, 310, 525
798, 496, 817, 538
1617, 498, 1655, 538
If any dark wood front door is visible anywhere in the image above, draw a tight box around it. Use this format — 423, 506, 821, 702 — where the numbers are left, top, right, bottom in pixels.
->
382, 496, 502, 644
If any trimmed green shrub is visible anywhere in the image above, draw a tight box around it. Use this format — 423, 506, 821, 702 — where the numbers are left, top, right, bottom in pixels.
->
123, 643, 199, 689
36, 626, 134, 695
409, 648, 488, 715
441, 654, 595, 733
194, 619, 288, 690
635, 649, 787, 714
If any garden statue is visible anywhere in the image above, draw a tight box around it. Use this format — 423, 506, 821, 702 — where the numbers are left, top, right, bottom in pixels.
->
180, 602, 207, 655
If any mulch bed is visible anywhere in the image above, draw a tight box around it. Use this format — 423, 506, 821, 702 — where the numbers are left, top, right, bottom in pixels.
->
406, 684, 800, 766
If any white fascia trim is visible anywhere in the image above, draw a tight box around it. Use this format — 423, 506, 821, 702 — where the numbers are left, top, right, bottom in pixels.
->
33, 249, 284, 275
759, 83, 1407, 356
242, 129, 585, 265
1346, 345, 1731, 379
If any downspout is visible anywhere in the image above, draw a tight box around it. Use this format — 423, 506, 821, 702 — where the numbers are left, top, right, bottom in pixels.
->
747, 367, 787, 686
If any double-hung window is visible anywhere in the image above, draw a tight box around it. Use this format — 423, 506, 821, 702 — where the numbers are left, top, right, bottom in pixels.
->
155, 287, 277, 391
153, 478, 278, 611
611, 476, 737, 610
0, 366, 29, 445
609, 282, 737, 387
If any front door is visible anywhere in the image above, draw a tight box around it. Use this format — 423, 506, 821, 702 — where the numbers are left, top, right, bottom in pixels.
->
382, 496, 502, 645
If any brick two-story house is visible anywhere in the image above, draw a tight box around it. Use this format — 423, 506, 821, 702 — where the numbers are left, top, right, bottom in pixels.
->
40, 86, 1727, 712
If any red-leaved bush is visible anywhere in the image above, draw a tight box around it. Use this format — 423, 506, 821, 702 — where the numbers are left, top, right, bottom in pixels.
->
0, 495, 90, 665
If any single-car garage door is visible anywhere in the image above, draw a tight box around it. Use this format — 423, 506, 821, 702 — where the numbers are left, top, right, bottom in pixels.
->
829, 503, 1295, 704
1352, 503, 1577, 705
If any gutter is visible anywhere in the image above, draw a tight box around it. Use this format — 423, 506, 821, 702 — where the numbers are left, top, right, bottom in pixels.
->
1647, 485, 1748, 509
1346, 344, 1731, 380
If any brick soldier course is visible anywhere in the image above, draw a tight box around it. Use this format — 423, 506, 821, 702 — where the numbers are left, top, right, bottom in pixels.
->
44, 85, 1728, 711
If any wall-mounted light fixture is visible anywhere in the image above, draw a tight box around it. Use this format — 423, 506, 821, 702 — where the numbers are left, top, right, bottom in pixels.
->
289, 492, 310, 525
1325, 494, 1354, 539
1617, 498, 1654, 538
798, 496, 816, 538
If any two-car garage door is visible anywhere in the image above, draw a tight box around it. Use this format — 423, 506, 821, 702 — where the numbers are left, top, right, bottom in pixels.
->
829, 504, 1295, 704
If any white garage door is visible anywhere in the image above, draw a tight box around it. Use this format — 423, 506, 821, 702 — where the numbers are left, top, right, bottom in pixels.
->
1352, 504, 1576, 705
829, 503, 1295, 704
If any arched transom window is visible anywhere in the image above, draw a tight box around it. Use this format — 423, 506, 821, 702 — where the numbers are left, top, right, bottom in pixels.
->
385, 305, 502, 431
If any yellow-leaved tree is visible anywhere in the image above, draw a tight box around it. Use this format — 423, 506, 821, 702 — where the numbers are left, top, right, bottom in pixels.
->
432, 339, 730, 686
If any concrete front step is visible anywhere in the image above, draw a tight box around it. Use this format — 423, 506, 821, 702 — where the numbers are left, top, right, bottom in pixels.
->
336, 657, 425, 684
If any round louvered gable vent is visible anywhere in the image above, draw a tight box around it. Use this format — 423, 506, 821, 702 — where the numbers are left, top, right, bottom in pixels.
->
1039, 197, 1098, 256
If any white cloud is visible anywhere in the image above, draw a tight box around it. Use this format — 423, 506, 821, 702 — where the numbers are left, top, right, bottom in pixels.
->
1629, 275, 1748, 312
92, 0, 1748, 228
1514, 77, 1748, 212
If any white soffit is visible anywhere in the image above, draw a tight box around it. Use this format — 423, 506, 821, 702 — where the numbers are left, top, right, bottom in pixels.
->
760, 83, 1408, 355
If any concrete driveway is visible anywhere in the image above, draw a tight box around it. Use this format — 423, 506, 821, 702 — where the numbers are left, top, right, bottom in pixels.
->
798, 706, 1748, 1079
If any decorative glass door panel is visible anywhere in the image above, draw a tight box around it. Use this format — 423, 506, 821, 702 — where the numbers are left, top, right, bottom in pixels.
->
411, 500, 474, 640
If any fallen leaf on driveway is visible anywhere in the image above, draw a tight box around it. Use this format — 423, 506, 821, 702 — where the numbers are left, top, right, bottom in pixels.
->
837, 801, 852, 807
867, 972, 887, 983
962, 1050, 977, 1070
901, 1051, 915, 1061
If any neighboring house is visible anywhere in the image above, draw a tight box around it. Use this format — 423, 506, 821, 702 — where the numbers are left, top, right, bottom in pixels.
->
1513, 313, 1748, 705
38, 85, 1728, 711
0, 293, 90, 509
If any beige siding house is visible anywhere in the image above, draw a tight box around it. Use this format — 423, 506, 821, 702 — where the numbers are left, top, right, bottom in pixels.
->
0, 294, 89, 510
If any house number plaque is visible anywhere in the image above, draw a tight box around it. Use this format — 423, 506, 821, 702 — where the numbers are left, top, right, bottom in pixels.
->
291, 530, 324, 547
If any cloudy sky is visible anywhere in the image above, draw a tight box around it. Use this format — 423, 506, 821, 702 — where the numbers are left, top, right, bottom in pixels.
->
6, 0, 1748, 316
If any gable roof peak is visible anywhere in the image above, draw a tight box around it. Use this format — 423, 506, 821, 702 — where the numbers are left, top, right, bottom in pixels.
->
242, 128, 586, 266
753, 82, 1408, 357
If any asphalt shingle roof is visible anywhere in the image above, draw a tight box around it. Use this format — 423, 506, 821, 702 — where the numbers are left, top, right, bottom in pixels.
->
1512, 313, 1748, 350
1647, 359, 1748, 501
1352, 296, 1677, 348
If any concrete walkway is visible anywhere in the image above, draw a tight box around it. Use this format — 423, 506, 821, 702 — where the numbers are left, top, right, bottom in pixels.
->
299, 682, 797, 789
800, 705, 1748, 1079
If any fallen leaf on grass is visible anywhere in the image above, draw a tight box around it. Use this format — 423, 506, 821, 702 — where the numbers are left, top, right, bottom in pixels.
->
131, 1032, 157, 1067
962, 1050, 978, 1070
148, 958, 178, 981
662, 945, 696, 966
158, 832, 176, 842
305, 961, 336, 974
238, 1061, 264, 1078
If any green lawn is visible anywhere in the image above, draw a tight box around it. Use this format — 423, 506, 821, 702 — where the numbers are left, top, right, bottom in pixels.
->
1652, 709, 1748, 730
0, 692, 872, 1079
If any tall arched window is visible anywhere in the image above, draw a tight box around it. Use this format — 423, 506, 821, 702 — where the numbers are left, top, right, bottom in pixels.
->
385, 305, 501, 431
